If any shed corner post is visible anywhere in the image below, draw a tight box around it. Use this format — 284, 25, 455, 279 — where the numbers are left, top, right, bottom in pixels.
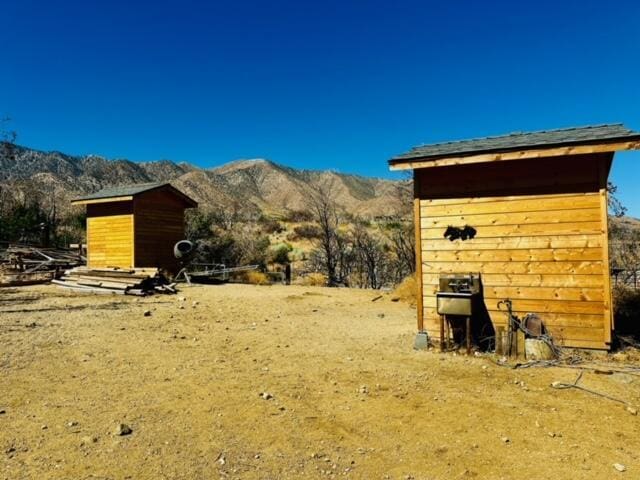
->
131, 197, 137, 269
598, 161, 614, 346
413, 170, 424, 333
600, 188, 614, 346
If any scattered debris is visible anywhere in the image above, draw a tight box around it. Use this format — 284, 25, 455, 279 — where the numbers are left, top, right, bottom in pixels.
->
371, 295, 383, 302
0, 245, 83, 287
115, 423, 132, 436
552, 372, 632, 406
613, 463, 626, 472
259, 392, 274, 400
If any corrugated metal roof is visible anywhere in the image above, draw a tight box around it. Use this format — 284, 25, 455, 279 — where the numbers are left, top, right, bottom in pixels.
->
389, 124, 640, 164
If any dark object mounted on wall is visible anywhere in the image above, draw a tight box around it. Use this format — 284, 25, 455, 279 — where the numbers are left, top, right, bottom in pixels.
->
443, 225, 477, 241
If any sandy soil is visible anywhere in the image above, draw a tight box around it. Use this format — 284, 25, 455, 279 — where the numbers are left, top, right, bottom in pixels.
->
1, 283, 639, 480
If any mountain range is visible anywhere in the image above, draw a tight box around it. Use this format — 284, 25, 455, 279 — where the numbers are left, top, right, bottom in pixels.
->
0, 143, 407, 218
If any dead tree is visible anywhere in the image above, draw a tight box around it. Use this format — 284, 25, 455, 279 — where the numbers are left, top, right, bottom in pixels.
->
352, 221, 389, 289
384, 171, 415, 280
307, 184, 342, 286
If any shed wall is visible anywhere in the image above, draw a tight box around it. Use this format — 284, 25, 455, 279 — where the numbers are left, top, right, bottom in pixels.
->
133, 189, 186, 272
86, 202, 134, 269
415, 153, 612, 349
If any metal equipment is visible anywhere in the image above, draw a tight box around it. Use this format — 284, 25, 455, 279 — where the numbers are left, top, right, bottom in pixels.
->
436, 273, 481, 354
172, 240, 259, 284
497, 298, 559, 359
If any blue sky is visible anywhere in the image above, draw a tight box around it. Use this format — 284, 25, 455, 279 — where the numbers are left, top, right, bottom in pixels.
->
1, 0, 639, 215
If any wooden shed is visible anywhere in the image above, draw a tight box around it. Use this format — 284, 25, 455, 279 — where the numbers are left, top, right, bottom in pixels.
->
72, 183, 197, 272
389, 124, 640, 350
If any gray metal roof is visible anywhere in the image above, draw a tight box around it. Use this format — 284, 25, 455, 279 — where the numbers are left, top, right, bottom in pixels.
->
72, 182, 197, 206
389, 124, 640, 164
74, 182, 167, 201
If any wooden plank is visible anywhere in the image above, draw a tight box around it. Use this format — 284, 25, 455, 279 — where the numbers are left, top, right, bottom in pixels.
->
420, 194, 600, 216
423, 307, 605, 328
422, 273, 604, 288
421, 222, 603, 239
423, 296, 604, 314
421, 235, 603, 251
423, 310, 606, 338
423, 283, 604, 301
71, 195, 133, 205
423, 248, 603, 263
422, 260, 603, 275
390, 141, 640, 170
417, 327, 608, 349
421, 192, 598, 207
421, 209, 601, 228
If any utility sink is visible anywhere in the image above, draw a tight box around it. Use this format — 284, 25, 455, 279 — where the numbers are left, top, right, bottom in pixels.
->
436, 291, 474, 316
436, 273, 481, 316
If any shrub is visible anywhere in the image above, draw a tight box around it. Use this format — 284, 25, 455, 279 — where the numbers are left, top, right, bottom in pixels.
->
258, 216, 285, 234
613, 286, 640, 337
284, 209, 314, 222
269, 243, 292, 264
243, 271, 270, 285
292, 224, 322, 240
391, 274, 417, 304
298, 272, 326, 286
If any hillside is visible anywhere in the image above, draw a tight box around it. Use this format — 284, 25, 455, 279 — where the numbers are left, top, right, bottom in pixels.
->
0, 143, 406, 218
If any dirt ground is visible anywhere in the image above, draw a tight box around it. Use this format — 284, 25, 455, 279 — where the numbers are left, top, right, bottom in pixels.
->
1, 283, 639, 480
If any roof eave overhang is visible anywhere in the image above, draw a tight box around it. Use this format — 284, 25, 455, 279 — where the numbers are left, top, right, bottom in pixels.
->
388, 138, 640, 171
71, 195, 134, 206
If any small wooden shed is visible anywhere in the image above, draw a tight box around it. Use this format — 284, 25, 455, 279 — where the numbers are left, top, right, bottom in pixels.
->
72, 183, 197, 272
389, 124, 640, 350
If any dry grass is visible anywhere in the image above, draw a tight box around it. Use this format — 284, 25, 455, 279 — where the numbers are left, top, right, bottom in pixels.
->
243, 271, 270, 285
296, 272, 326, 286
392, 274, 417, 304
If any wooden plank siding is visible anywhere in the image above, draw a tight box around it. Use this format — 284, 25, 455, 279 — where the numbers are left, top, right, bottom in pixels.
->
133, 189, 187, 272
414, 153, 613, 350
86, 201, 134, 268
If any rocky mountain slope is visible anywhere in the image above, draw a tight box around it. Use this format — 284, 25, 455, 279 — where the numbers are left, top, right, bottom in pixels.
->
0, 143, 406, 218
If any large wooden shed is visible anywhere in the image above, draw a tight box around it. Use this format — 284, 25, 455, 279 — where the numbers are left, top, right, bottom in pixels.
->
389, 124, 640, 350
72, 183, 197, 272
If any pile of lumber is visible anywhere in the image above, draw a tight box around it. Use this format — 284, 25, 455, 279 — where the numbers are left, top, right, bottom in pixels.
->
0, 244, 85, 288
1, 244, 84, 272
53, 267, 177, 296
